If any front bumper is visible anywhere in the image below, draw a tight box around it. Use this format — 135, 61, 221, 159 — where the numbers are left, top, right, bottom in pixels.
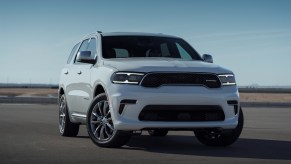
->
107, 84, 240, 131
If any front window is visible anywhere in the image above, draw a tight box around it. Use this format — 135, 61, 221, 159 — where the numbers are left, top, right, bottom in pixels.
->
102, 36, 202, 60
67, 43, 80, 64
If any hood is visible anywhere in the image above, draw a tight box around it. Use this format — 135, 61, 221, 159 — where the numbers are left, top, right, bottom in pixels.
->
103, 58, 232, 74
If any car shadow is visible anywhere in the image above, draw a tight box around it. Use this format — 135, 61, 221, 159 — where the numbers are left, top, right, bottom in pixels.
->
124, 135, 291, 160
75, 136, 90, 139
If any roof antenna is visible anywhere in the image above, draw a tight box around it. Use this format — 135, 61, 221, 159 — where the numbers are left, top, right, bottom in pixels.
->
97, 31, 102, 33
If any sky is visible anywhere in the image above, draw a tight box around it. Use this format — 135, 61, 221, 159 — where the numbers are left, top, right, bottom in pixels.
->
0, 0, 290, 86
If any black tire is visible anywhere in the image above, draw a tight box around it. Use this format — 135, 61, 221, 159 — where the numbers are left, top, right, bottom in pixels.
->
148, 129, 169, 136
86, 93, 131, 148
194, 108, 244, 147
59, 94, 79, 137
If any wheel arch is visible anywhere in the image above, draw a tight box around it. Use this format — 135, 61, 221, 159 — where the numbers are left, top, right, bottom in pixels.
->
93, 84, 106, 97
58, 86, 76, 123
91, 83, 116, 120
58, 86, 65, 102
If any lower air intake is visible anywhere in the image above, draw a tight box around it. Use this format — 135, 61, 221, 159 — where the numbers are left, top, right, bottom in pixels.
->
139, 105, 225, 122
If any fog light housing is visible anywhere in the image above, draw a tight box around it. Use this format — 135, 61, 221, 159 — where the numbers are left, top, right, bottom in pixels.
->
227, 100, 239, 115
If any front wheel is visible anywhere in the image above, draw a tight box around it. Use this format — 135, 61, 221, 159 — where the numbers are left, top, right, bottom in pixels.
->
194, 108, 244, 147
86, 93, 131, 148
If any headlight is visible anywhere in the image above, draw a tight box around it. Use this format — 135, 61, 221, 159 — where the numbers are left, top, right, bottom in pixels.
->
218, 74, 236, 86
111, 72, 145, 84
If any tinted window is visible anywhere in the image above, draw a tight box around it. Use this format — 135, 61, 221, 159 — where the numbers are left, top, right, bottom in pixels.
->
115, 48, 129, 58
67, 43, 80, 64
160, 43, 171, 57
102, 36, 201, 60
176, 43, 192, 60
74, 39, 93, 63
78, 39, 89, 52
87, 38, 97, 58
76, 38, 97, 57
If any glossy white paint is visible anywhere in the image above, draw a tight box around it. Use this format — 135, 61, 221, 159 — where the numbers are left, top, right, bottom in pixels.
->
59, 32, 240, 130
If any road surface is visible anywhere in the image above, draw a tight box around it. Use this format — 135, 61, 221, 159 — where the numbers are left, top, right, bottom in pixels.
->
0, 104, 290, 164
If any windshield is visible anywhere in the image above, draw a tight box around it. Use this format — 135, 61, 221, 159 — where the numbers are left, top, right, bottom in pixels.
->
102, 36, 202, 60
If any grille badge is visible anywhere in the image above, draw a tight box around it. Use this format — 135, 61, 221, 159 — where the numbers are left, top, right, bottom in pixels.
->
206, 80, 217, 82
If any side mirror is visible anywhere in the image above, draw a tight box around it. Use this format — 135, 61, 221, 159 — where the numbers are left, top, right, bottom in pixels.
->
76, 51, 96, 64
202, 54, 213, 63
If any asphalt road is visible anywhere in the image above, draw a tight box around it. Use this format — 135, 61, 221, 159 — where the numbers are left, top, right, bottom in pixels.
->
0, 104, 290, 164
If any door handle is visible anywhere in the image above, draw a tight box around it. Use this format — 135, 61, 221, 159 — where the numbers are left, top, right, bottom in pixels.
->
77, 71, 82, 75
64, 71, 68, 75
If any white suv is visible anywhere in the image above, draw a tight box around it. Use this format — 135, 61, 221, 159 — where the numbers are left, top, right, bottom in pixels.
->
59, 32, 243, 148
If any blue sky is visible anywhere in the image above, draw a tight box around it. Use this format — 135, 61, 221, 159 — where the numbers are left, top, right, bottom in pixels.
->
0, 0, 290, 86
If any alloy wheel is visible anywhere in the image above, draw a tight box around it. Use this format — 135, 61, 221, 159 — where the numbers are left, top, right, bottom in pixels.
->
90, 100, 115, 141
59, 96, 66, 134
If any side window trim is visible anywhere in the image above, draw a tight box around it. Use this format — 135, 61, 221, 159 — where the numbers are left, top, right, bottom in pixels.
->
73, 37, 98, 64
74, 39, 90, 64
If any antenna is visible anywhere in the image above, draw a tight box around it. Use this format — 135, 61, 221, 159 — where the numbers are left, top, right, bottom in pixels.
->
97, 31, 102, 33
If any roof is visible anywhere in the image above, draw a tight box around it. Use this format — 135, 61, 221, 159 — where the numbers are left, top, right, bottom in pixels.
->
99, 32, 181, 38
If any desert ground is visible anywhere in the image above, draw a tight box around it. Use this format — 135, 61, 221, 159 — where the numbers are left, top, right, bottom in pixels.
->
239, 93, 291, 102
0, 88, 291, 102
0, 88, 58, 97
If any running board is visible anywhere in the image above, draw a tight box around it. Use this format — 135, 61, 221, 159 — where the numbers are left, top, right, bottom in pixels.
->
71, 113, 87, 118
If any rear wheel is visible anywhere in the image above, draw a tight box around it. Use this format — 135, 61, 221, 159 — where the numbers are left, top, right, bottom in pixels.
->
148, 129, 168, 136
194, 108, 244, 147
87, 93, 131, 148
59, 94, 79, 137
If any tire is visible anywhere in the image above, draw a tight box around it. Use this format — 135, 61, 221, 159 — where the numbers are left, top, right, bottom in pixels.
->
194, 108, 244, 147
86, 93, 131, 148
59, 94, 79, 137
148, 129, 168, 136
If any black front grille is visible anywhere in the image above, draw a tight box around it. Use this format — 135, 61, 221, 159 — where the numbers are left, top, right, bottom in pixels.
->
140, 73, 221, 88
139, 105, 225, 122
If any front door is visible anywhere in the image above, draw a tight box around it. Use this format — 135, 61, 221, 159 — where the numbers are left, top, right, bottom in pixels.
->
67, 37, 97, 116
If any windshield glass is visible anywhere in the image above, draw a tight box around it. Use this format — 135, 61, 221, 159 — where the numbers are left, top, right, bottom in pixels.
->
102, 36, 202, 60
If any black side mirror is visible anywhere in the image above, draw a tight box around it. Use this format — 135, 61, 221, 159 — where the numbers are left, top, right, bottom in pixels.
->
202, 54, 213, 63
76, 51, 96, 64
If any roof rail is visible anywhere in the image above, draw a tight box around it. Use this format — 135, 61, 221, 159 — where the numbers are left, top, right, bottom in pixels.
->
83, 31, 102, 38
